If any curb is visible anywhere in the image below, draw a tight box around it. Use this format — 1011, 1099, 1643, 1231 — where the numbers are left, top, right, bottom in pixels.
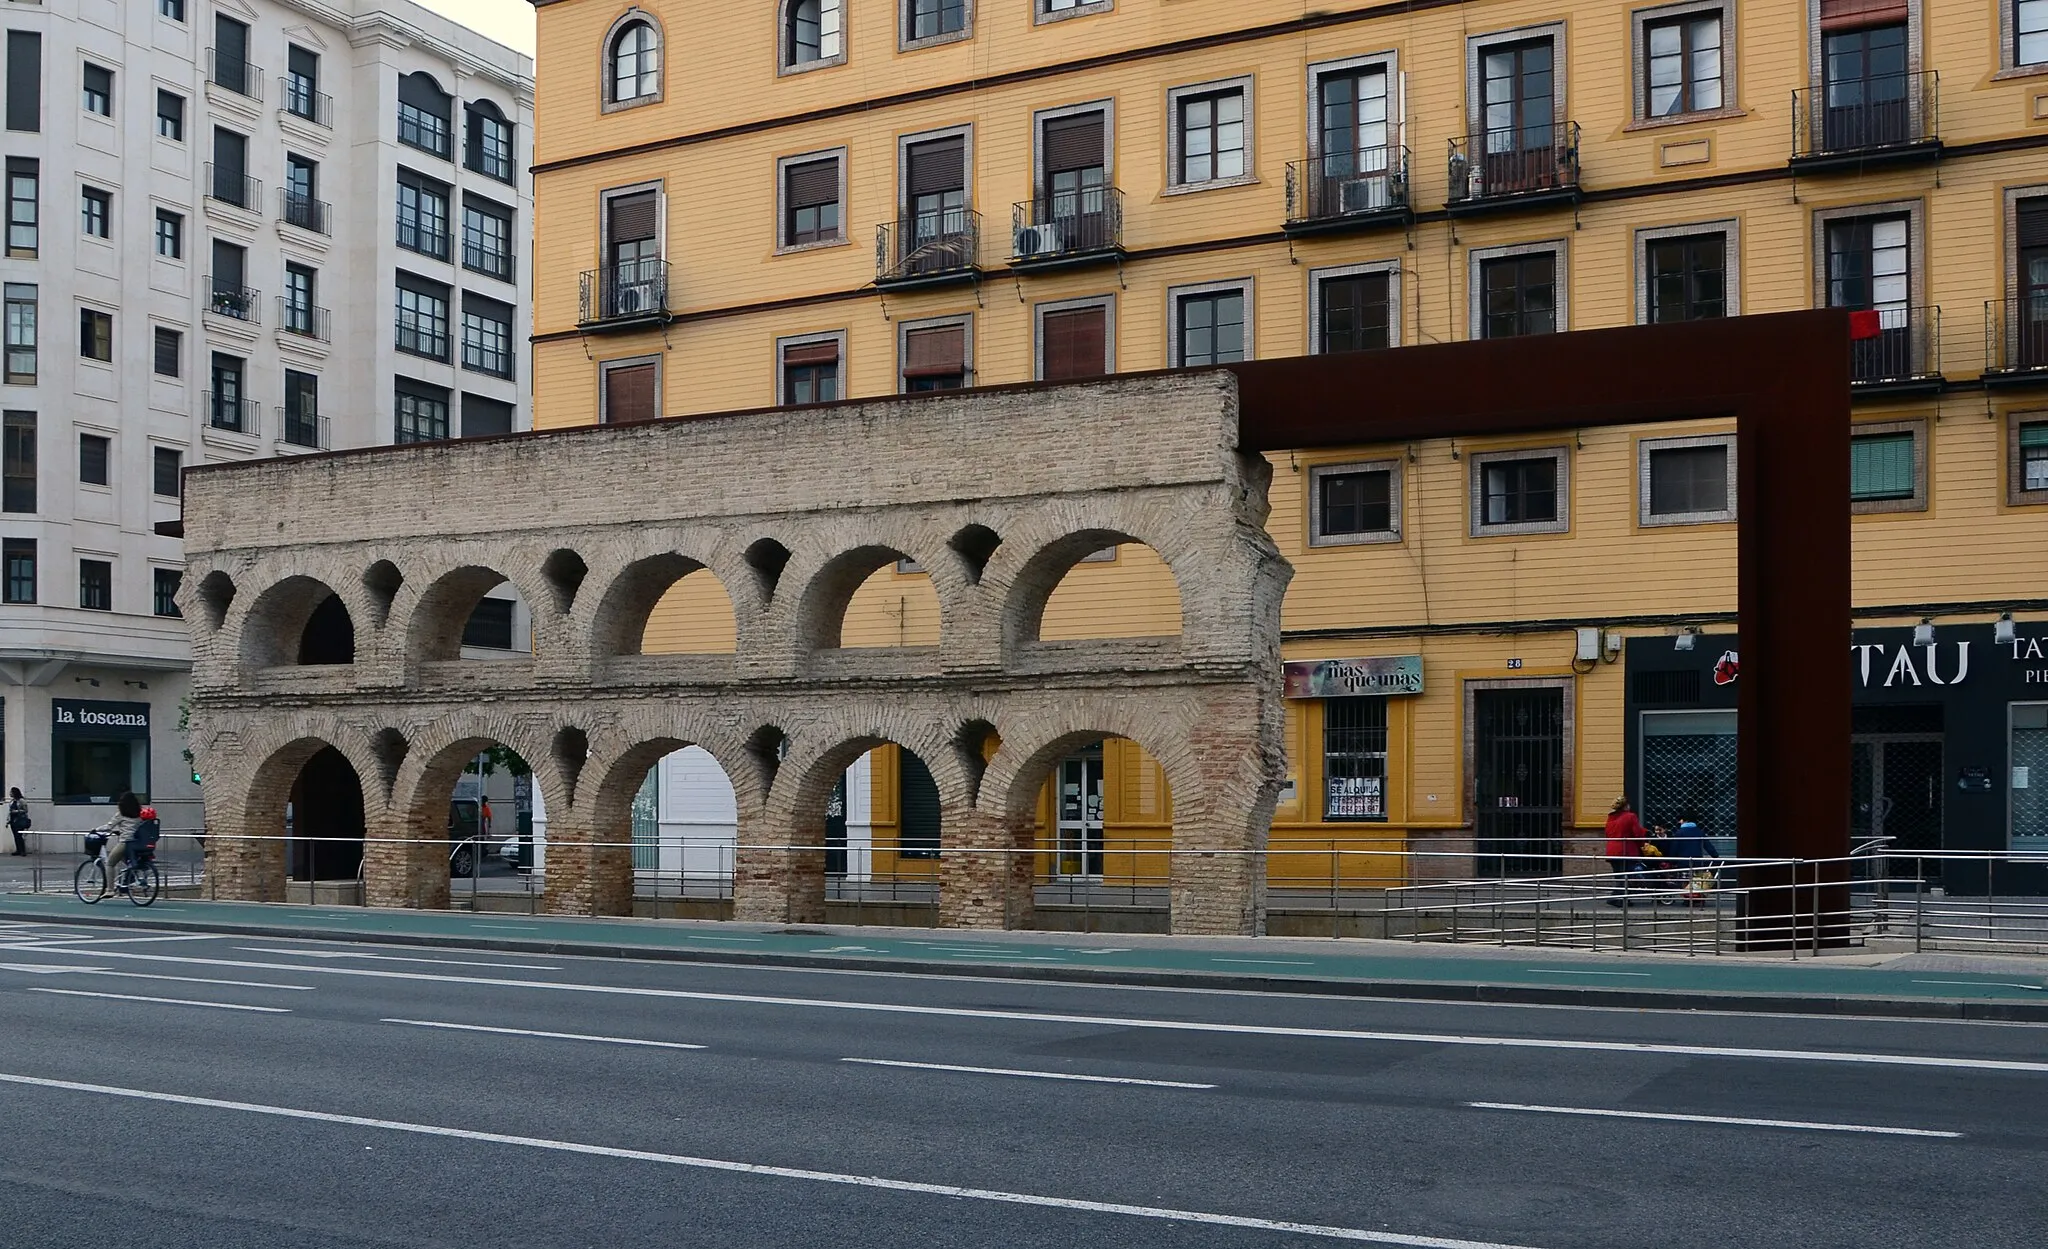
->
13, 905, 2048, 1024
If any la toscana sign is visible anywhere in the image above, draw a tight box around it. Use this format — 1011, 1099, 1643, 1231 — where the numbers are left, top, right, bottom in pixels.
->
1283, 655, 1424, 698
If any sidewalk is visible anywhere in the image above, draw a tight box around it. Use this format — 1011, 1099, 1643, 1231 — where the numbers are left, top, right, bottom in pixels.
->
3, 892, 2045, 1021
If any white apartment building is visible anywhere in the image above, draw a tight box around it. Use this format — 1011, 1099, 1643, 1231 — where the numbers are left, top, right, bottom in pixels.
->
0, 0, 533, 835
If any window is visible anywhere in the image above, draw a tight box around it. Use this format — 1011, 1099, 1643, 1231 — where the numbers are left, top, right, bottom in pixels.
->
78, 558, 110, 611
208, 353, 247, 432
159, 0, 184, 20
1311, 59, 1392, 192
152, 327, 180, 378
1040, 0, 1112, 19
152, 446, 181, 497
1643, 9, 1723, 118
901, 320, 968, 392
1313, 269, 1392, 353
782, 156, 841, 247
283, 369, 319, 448
1172, 85, 1247, 186
79, 309, 111, 363
2, 537, 31, 602
1641, 435, 1735, 525
1172, 285, 1247, 366
285, 44, 319, 122
785, 0, 843, 69
2024, 0, 2048, 67
460, 294, 514, 378
602, 187, 662, 310
1037, 300, 1110, 380
7, 158, 36, 256
1639, 231, 1726, 323
2, 410, 33, 512
54, 722, 149, 805
1824, 210, 1917, 383
902, 133, 967, 258
154, 209, 181, 259
211, 15, 252, 97
2012, 418, 2048, 504
80, 186, 109, 239
600, 357, 659, 424
608, 19, 660, 104
81, 63, 110, 116
209, 240, 249, 319
4, 284, 33, 383
1324, 698, 1388, 821
5, 31, 40, 134
153, 568, 181, 618
1849, 425, 1922, 510
283, 154, 322, 232
1475, 249, 1560, 339
397, 73, 451, 158
459, 197, 514, 283
282, 264, 317, 337
1471, 448, 1569, 535
78, 432, 108, 486
397, 170, 450, 260
395, 380, 449, 443
155, 90, 183, 140
461, 394, 514, 438
1309, 460, 1401, 546
395, 275, 451, 362
209, 127, 250, 208
1039, 108, 1108, 233
466, 103, 514, 182
462, 598, 516, 650
905, 0, 967, 46
779, 336, 841, 404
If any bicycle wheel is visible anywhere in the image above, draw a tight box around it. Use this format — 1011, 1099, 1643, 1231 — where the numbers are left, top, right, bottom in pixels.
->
127, 863, 162, 908
73, 858, 106, 904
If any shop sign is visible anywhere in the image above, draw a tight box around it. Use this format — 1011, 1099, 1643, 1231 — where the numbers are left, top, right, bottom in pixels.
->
1327, 776, 1383, 819
1854, 642, 1973, 688
2010, 635, 2048, 685
51, 699, 150, 739
1284, 655, 1423, 698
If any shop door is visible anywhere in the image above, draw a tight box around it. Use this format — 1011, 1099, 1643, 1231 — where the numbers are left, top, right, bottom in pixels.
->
1055, 746, 1105, 879
1851, 734, 1944, 855
1472, 688, 1564, 877
824, 776, 847, 876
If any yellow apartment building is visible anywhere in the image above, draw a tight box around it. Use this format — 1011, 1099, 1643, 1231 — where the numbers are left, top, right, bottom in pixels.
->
526, 0, 2048, 891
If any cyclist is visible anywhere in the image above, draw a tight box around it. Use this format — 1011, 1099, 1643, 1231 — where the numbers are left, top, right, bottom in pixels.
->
94, 792, 144, 888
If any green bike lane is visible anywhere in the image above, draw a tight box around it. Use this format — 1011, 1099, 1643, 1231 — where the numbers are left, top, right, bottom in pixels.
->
3, 891, 2044, 1019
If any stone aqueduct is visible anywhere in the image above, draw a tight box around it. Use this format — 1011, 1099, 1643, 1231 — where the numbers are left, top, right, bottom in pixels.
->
180, 373, 1292, 935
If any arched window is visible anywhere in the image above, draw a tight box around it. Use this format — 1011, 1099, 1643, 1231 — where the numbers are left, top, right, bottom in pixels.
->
397, 72, 452, 159
610, 21, 660, 103
784, 0, 842, 70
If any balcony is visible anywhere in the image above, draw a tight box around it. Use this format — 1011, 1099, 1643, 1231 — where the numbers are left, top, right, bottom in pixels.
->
1791, 72, 1940, 172
1983, 296, 2048, 387
1447, 124, 1581, 216
1009, 188, 1124, 272
876, 209, 981, 290
276, 407, 330, 450
207, 280, 260, 323
276, 297, 330, 342
1284, 146, 1412, 236
279, 189, 329, 235
205, 392, 259, 435
578, 258, 671, 328
207, 50, 262, 101
1849, 305, 1942, 395
278, 77, 332, 128
462, 241, 514, 283
206, 164, 260, 212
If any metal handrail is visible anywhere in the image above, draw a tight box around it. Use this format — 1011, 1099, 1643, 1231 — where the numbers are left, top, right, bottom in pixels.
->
1447, 122, 1581, 205
1791, 70, 1939, 160
1010, 187, 1124, 261
206, 49, 263, 100
876, 208, 981, 283
1285, 145, 1412, 223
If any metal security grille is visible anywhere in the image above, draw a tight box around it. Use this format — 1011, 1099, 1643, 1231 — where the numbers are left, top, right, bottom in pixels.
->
1324, 697, 1388, 821
1641, 724, 1738, 858
1472, 688, 1563, 876
630, 766, 658, 870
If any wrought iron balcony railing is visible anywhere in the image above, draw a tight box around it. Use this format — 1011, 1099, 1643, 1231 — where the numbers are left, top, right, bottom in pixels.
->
1983, 296, 2048, 382
206, 164, 260, 211
278, 77, 332, 127
279, 189, 329, 235
205, 392, 259, 435
1285, 145, 1412, 232
276, 407, 330, 450
1848, 304, 1941, 390
276, 297, 330, 341
1010, 187, 1124, 268
1447, 123, 1581, 211
579, 258, 671, 325
1792, 71, 1939, 167
207, 280, 259, 323
206, 49, 262, 100
876, 208, 981, 287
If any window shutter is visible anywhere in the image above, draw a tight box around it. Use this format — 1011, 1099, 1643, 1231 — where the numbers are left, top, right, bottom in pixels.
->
1042, 112, 1105, 173
1849, 433, 1915, 499
399, 72, 447, 114
288, 45, 317, 81
899, 751, 941, 854
1042, 307, 1106, 380
461, 395, 514, 438
1818, 0, 1908, 30
2019, 422, 2048, 449
781, 339, 840, 365
215, 17, 247, 66
906, 137, 964, 195
607, 191, 658, 243
6, 31, 41, 134
2020, 199, 2048, 250
153, 328, 179, 377
902, 325, 965, 377
605, 362, 657, 424
786, 159, 838, 209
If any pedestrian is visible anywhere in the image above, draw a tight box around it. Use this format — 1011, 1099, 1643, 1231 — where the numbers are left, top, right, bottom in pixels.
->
480, 797, 493, 840
1603, 796, 1648, 906
6, 786, 27, 856
1670, 814, 1716, 905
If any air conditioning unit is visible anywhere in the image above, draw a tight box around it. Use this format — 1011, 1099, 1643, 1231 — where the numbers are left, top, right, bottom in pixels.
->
1013, 222, 1062, 259
615, 284, 643, 314
1337, 177, 1389, 214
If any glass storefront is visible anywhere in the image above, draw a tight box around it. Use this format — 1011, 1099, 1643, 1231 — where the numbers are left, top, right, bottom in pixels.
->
2014, 704, 2048, 852
1639, 709, 1737, 857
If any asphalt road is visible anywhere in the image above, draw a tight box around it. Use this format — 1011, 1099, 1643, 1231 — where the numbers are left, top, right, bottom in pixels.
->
0, 915, 2043, 1249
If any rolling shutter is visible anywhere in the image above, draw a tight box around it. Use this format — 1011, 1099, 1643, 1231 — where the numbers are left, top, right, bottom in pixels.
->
906, 137, 964, 195
607, 190, 658, 244
605, 362, 657, 424
1041, 307, 1106, 381
786, 158, 838, 209
2019, 199, 2048, 250
782, 339, 840, 365
899, 751, 940, 856
902, 325, 965, 378
6, 31, 40, 133
1043, 112, 1104, 172
1819, 0, 1907, 31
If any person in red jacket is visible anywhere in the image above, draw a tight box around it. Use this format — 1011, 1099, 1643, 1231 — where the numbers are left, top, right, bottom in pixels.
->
1604, 796, 1648, 904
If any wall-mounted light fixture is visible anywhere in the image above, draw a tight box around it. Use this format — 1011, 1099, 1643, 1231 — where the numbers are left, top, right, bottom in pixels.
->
1913, 618, 1936, 647
1674, 626, 1698, 652
123, 679, 148, 690
73, 677, 99, 688
1995, 612, 2017, 647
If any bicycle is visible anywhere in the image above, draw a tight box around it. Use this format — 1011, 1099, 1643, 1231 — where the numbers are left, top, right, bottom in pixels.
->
74, 832, 161, 907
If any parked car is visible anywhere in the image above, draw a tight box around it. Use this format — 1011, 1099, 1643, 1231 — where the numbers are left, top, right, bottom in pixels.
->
447, 798, 483, 876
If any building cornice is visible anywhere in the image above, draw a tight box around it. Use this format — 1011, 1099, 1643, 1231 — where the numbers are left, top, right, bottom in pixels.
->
283, 0, 535, 102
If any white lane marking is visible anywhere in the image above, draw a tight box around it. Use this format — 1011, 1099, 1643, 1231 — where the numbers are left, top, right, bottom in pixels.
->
49, 949, 2048, 1075
1912, 980, 2044, 992
381, 1019, 705, 1050
27, 988, 289, 1013
1213, 958, 1317, 967
670, 934, 762, 943
0, 961, 108, 974
911, 945, 1029, 953
947, 953, 1067, 962
1524, 970, 1654, 978
469, 925, 540, 932
1468, 1101, 1964, 1139
30, 934, 223, 946
0, 1071, 1539, 1248
86, 970, 313, 992
236, 947, 561, 971
842, 1058, 1214, 1089
1064, 948, 1132, 955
